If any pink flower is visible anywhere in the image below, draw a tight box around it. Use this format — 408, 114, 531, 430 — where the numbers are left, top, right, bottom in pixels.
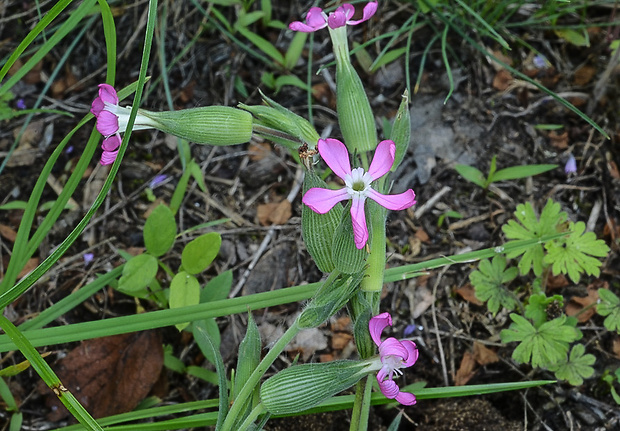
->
369, 312, 418, 405
90, 84, 157, 165
289, 2, 378, 33
302, 138, 416, 249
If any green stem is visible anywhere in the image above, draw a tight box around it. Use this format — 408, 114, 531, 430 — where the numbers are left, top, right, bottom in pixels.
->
220, 319, 301, 431
350, 375, 373, 431
237, 403, 266, 431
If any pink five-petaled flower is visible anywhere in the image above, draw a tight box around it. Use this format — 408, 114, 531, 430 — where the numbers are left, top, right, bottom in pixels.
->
369, 312, 418, 405
91, 84, 156, 165
289, 2, 378, 33
302, 138, 416, 249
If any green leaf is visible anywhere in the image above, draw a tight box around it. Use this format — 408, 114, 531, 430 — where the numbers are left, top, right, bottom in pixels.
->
454, 164, 485, 188
543, 221, 610, 283
169, 271, 201, 331
524, 293, 563, 328
274, 74, 311, 92
0, 201, 28, 210
236, 26, 284, 65
201, 270, 233, 303
491, 164, 557, 182
502, 200, 567, 276
233, 313, 261, 418
501, 314, 579, 368
189, 160, 207, 193
181, 232, 222, 275
548, 344, 595, 386
117, 254, 158, 294
143, 204, 177, 257
554, 29, 589, 47
469, 256, 519, 315
597, 288, 620, 333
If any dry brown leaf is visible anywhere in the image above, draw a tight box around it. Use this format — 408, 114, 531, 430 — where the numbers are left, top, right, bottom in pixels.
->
455, 351, 477, 386
415, 228, 430, 243
248, 142, 271, 162
257, 200, 291, 226
455, 284, 484, 306
0, 224, 17, 242
8, 120, 45, 167
492, 69, 513, 91
548, 130, 569, 150
608, 160, 620, 179
43, 332, 163, 421
546, 273, 570, 291
473, 342, 499, 365
331, 333, 353, 350
566, 285, 601, 323
286, 328, 328, 361
331, 316, 351, 332
573, 65, 597, 86
612, 338, 620, 359
407, 236, 422, 257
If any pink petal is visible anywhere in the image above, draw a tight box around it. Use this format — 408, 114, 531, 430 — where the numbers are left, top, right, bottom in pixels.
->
379, 337, 410, 360
340, 4, 356, 20
318, 138, 352, 180
378, 378, 400, 399
401, 340, 419, 367
91, 97, 105, 116
96, 110, 119, 136
369, 312, 392, 346
302, 187, 349, 214
347, 1, 378, 25
367, 140, 395, 180
98, 83, 118, 105
289, 21, 322, 32
327, 8, 347, 29
350, 196, 368, 249
395, 391, 417, 406
100, 150, 119, 165
367, 189, 416, 211
305, 7, 327, 29
102, 135, 121, 151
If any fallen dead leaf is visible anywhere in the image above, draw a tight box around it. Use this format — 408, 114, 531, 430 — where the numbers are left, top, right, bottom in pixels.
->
415, 228, 430, 243
455, 351, 477, 386
248, 142, 271, 162
0, 224, 17, 242
566, 284, 602, 323
548, 130, 569, 150
492, 69, 513, 91
546, 273, 570, 291
286, 327, 328, 361
257, 200, 292, 226
608, 160, 620, 179
613, 338, 620, 359
43, 332, 163, 421
8, 120, 45, 167
412, 284, 434, 319
331, 316, 352, 332
407, 236, 422, 257
573, 65, 597, 86
331, 332, 353, 350
473, 342, 499, 365
455, 284, 484, 306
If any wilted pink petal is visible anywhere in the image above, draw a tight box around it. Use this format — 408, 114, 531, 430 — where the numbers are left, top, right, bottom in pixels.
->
289, 7, 328, 32
101, 135, 121, 152
378, 379, 400, 399
327, 7, 348, 29
378, 337, 410, 360
100, 150, 119, 165
395, 390, 416, 405
369, 312, 392, 346
303, 187, 349, 214
401, 340, 419, 367
348, 1, 378, 25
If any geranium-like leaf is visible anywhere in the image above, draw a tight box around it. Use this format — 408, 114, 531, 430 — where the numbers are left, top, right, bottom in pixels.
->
544, 221, 609, 283
502, 200, 567, 276
524, 293, 564, 328
501, 314, 579, 369
549, 344, 595, 386
597, 288, 620, 333
469, 256, 519, 315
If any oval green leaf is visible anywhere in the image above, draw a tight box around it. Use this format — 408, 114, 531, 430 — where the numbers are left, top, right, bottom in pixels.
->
118, 254, 158, 293
169, 271, 201, 331
181, 232, 222, 275
143, 204, 177, 257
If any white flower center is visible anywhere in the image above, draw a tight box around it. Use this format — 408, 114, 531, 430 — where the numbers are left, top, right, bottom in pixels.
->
344, 167, 373, 199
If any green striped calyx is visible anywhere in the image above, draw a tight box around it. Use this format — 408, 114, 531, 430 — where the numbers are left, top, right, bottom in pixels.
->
140, 106, 252, 146
301, 166, 343, 273
390, 90, 411, 172
239, 91, 319, 149
298, 272, 364, 329
330, 25, 377, 154
332, 203, 369, 274
260, 360, 371, 415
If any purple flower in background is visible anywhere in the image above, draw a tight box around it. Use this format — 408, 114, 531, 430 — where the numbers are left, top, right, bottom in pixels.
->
565, 154, 577, 174
83, 253, 94, 265
16, 99, 27, 110
289, 2, 378, 33
149, 174, 168, 188
302, 138, 416, 249
533, 54, 549, 69
369, 312, 418, 405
